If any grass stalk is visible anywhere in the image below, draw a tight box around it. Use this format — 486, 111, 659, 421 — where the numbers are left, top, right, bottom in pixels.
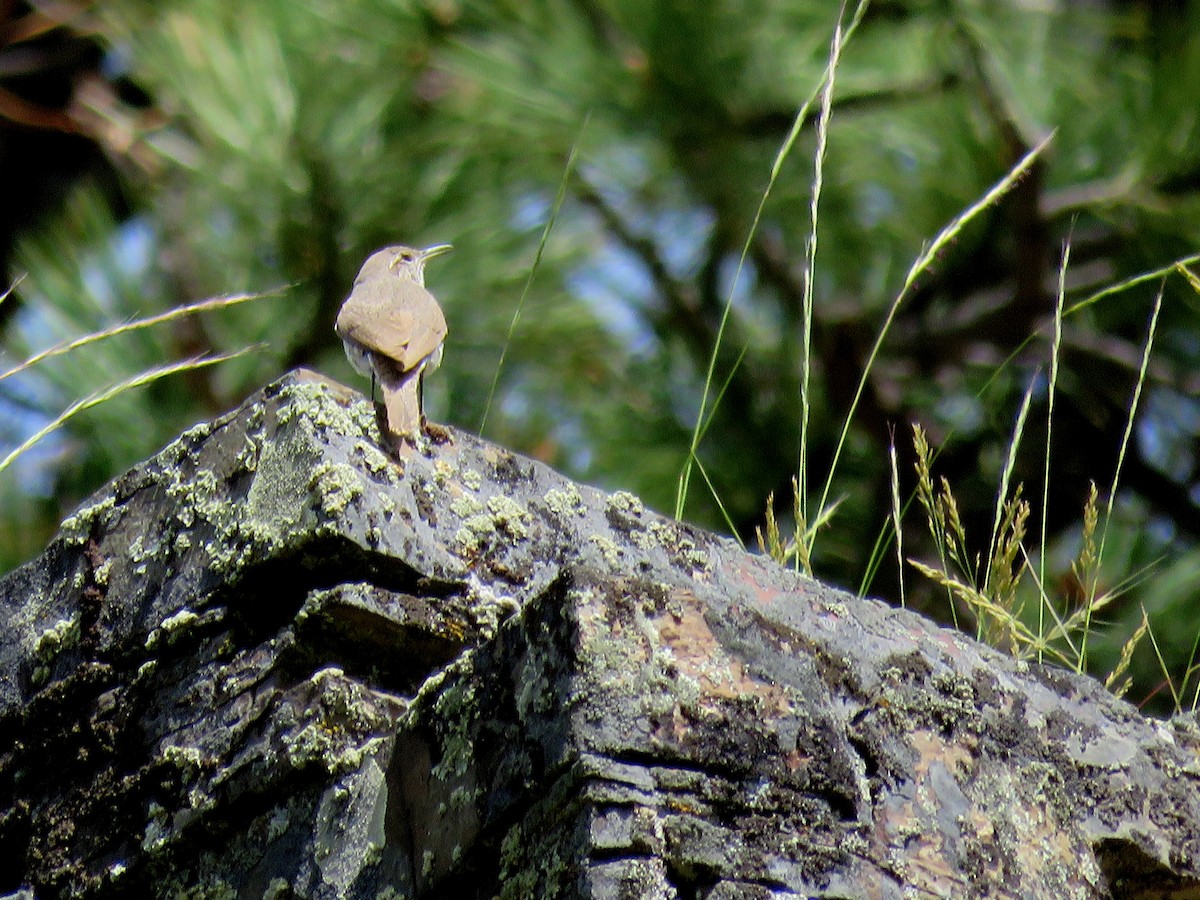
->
812, 134, 1054, 549
1037, 240, 1068, 660
480, 112, 589, 435
888, 434, 905, 607
675, 1, 868, 521
984, 378, 1035, 595
1078, 285, 1163, 670
796, 0, 849, 549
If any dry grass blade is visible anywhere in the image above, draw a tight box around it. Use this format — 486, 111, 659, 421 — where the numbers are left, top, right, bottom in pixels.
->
756, 490, 782, 561
0, 287, 287, 382
1013, 545, 1080, 665
1105, 608, 1149, 700
889, 437, 905, 607
0, 348, 258, 475
1079, 285, 1163, 669
908, 559, 1039, 652
912, 424, 958, 625
813, 134, 1055, 540
985, 378, 1034, 594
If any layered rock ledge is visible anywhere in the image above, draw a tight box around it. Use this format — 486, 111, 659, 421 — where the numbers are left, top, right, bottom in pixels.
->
2, 370, 1199, 899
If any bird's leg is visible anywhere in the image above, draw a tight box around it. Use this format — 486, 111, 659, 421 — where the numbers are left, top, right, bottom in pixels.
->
369, 371, 391, 438
417, 371, 451, 444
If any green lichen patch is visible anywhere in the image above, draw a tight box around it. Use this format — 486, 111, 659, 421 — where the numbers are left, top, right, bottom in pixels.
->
58, 496, 117, 547
433, 458, 456, 486
145, 607, 202, 650
607, 490, 644, 517
274, 381, 380, 449
452, 493, 532, 555
485, 495, 530, 539
155, 420, 217, 471
34, 615, 80, 662
283, 668, 393, 775
429, 677, 480, 784
465, 580, 521, 638
159, 742, 208, 777
31, 615, 81, 684
588, 534, 622, 567
233, 434, 260, 474
544, 485, 584, 519
357, 441, 397, 480
450, 496, 484, 519
167, 468, 224, 529
496, 815, 574, 899
629, 521, 710, 573
309, 462, 365, 517
246, 429, 319, 527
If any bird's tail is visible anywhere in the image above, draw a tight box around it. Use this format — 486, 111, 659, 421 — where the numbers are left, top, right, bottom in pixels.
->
381, 370, 423, 441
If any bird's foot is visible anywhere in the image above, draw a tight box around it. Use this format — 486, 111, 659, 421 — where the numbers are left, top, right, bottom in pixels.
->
423, 421, 453, 445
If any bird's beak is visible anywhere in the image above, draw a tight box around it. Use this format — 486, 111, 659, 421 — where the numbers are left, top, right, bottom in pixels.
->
420, 244, 453, 261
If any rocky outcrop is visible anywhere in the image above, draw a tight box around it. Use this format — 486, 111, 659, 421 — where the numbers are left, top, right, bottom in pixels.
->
2, 370, 1199, 899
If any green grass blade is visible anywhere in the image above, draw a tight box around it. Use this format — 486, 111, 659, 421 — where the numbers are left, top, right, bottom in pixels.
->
0, 274, 23, 307
690, 452, 745, 550
1038, 239, 1068, 658
675, 1, 869, 521
1065, 253, 1200, 317
889, 436, 905, 607
1142, 605, 1181, 713
797, 0, 850, 533
480, 112, 590, 435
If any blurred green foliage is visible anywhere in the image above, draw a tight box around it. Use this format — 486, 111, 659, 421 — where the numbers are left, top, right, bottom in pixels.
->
2, 0, 1199, 710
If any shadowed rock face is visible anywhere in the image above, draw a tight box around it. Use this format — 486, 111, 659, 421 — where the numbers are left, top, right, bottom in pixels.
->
1, 370, 1199, 899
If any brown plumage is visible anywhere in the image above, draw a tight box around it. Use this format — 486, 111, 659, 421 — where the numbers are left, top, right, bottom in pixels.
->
335, 244, 451, 442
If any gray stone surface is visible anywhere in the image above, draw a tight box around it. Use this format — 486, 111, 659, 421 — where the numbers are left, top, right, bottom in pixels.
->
2, 369, 1199, 898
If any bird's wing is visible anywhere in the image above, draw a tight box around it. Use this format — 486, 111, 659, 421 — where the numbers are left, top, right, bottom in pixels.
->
336, 280, 448, 372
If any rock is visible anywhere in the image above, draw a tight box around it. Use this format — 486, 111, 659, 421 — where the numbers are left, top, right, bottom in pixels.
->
1, 369, 1198, 898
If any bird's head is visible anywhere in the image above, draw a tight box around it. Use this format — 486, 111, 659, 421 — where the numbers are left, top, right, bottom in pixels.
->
387, 243, 453, 286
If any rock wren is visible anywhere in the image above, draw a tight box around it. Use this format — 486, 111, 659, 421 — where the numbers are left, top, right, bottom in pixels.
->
335, 243, 452, 443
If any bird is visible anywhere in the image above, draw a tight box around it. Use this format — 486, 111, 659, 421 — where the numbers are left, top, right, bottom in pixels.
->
335, 243, 452, 444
